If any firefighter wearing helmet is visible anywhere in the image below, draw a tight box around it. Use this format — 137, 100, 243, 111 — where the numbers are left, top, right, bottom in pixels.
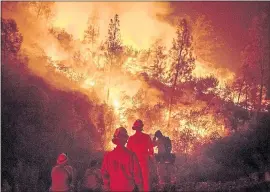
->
153, 130, 176, 190
101, 127, 143, 192
127, 119, 154, 191
50, 153, 75, 192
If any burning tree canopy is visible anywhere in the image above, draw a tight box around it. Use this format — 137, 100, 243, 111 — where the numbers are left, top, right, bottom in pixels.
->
2, 2, 270, 154
233, 12, 270, 112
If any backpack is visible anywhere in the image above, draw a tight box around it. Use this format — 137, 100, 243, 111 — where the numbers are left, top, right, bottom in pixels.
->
164, 136, 172, 154
63, 166, 73, 186
83, 169, 101, 189
155, 137, 174, 163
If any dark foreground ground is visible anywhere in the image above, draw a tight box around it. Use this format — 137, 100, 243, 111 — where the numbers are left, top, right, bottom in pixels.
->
2, 151, 270, 192
171, 181, 270, 192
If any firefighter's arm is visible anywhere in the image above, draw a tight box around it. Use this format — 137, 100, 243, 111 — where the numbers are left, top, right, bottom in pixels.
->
132, 153, 143, 191
96, 169, 103, 184
71, 167, 76, 187
65, 166, 75, 189
101, 153, 110, 191
49, 169, 54, 191
148, 136, 154, 157
152, 136, 157, 147
168, 137, 172, 153
127, 137, 132, 151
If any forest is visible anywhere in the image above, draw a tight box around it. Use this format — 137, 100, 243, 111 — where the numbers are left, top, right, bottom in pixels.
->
1, 2, 270, 191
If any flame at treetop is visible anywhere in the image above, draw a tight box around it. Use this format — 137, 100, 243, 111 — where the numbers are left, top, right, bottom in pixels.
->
2, 2, 235, 153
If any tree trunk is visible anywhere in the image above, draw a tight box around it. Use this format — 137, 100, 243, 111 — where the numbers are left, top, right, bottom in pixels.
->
237, 81, 244, 104
167, 67, 180, 128
167, 42, 184, 128
256, 61, 264, 120
37, 5, 42, 18
258, 82, 264, 111
267, 60, 270, 99
106, 59, 112, 104
245, 88, 248, 110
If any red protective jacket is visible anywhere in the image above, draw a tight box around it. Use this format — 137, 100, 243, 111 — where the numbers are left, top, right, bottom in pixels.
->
127, 132, 154, 162
50, 165, 74, 192
127, 132, 154, 191
101, 145, 143, 192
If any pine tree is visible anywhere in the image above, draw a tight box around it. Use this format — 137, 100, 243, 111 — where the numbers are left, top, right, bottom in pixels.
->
83, 14, 100, 51
241, 12, 269, 113
104, 14, 123, 103
167, 18, 195, 128
1, 19, 23, 63
28, 2, 55, 19
148, 39, 167, 81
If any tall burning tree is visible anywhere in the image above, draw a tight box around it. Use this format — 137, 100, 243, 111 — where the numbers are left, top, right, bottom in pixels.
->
167, 18, 195, 128
104, 14, 123, 104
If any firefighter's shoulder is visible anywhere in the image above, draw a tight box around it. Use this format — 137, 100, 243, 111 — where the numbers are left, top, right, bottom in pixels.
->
129, 134, 135, 139
103, 151, 111, 158
141, 132, 151, 138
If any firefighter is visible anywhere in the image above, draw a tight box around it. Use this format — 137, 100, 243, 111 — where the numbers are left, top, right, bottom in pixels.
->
50, 153, 75, 192
127, 119, 154, 192
101, 127, 143, 192
81, 160, 103, 192
153, 130, 176, 190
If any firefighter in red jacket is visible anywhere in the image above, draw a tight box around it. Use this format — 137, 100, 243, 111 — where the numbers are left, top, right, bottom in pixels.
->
127, 119, 154, 192
50, 153, 75, 192
101, 127, 143, 192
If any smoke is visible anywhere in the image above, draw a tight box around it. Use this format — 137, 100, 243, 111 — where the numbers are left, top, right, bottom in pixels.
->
2, 2, 231, 151
2, 2, 235, 92
193, 61, 235, 87
49, 2, 174, 104
51, 2, 175, 49
2, 2, 175, 98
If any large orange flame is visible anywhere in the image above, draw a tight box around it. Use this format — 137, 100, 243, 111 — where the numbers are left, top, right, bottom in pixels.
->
2, 2, 235, 153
